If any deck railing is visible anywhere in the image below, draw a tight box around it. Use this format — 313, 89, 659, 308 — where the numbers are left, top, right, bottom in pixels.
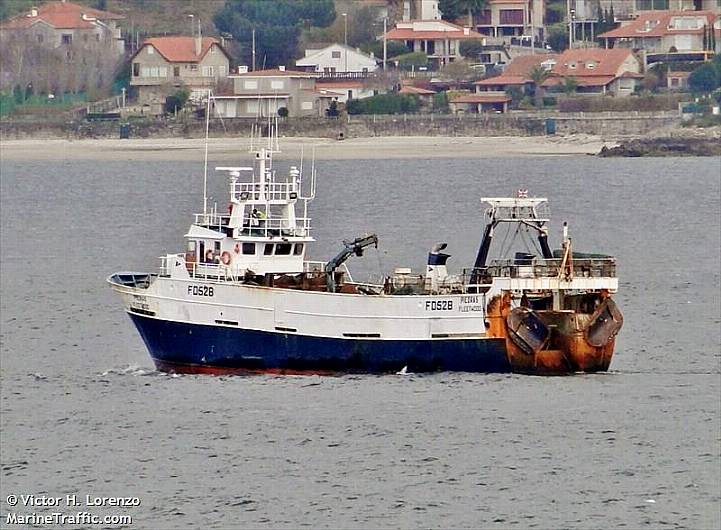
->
463, 257, 617, 284
232, 181, 298, 203
192, 212, 312, 237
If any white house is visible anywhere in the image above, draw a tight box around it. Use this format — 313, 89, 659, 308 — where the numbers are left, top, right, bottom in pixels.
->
296, 44, 378, 76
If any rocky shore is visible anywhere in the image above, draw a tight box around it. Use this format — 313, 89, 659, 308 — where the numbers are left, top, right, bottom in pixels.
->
598, 128, 721, 157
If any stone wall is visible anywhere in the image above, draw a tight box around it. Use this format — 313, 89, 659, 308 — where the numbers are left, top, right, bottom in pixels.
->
0, 112, 683, 140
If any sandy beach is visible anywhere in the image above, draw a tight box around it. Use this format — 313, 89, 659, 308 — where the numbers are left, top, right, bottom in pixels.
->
0, 135, 615, 161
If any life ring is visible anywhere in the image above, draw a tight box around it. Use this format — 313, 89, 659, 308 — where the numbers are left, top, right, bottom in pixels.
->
205, 250, 214, 262
220, 251, 232, 265
234, 243, 241, 254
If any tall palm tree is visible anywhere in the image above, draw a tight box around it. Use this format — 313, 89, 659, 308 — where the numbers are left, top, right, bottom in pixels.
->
528, 64, 551, 107
561, 76, 578, 95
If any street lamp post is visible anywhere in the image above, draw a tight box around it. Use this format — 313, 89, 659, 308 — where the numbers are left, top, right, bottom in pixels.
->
342, 13, 348, 73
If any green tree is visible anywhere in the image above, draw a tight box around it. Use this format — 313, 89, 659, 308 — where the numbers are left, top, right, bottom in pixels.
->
363, 41, 410, 60
688, 62, 721, 93
165, 88, 189, 114
0, 0, 36, 20
547, 23, 568, 51
214, 0, 335, 67
440, 0, 486, 25
432, 92, 449, 113
459, 40, 485, 60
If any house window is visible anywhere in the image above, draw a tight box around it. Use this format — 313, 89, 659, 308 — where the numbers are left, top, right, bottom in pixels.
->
671, 77, 679, 87
275, 243, 292, 255
210, 45, 216, 54
586, 61, 596, 69
499, 9, 523, 25
62, 34, 72, 45
133, 63, 140, 76
244, 79, 258, 90
37, 33, 43, 43
96, 33, 100, 42
202, 66, 215, 77
190, 64, 198, 72
140, 66, 168, 78
83, 33, 88, 43
293, 243, 304, 255
247, 100, 259, 113
271, 80, 284, 89
347, 90, 353, 100
301, 101, 313, 110
219, 65, 227, 76
147, 46, 154, 54
174, 66, 180, 77
568, 62, 577, 69
242, 243, 256, 255
332, 50, 341, 59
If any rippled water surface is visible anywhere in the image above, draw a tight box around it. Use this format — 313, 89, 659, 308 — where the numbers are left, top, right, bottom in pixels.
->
1, 150, 720, 529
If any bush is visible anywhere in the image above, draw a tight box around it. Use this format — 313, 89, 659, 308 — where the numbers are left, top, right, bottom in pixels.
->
277, 106, 289, 117
363, 41, 410, 60
542, 96, 557, 107
557, 94, 684, 112
165, 88, 189, 114
346, 93, 419, 114
394, 52, 429, 71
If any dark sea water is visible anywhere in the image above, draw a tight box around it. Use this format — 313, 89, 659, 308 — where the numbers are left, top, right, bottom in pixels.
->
1, 150, 720, 529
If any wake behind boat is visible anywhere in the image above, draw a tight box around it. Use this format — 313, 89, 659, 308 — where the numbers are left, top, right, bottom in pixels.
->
108, 124, 622, 376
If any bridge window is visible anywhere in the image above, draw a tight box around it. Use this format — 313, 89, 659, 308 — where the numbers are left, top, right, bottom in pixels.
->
293, 243, 304, 255
275, 243, 292, 255
242, 242, 256, 255
264, 243, 274, 255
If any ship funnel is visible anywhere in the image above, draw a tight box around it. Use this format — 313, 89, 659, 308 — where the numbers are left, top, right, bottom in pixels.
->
427, 242, 451, 292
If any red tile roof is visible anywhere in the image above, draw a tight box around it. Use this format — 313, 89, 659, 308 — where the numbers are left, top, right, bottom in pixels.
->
400, 85, 436, 95
452, 93, 511, 103
474, 54, 558, 86
549, 48, 638, 78
598, 10, 718, 39
385, 20, 484, 41
0, 1, 123, 30
138, 37, 228, 63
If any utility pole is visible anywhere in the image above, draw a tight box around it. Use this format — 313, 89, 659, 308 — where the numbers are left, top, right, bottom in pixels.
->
342, 13, 348, 73
567, 0, 572, 49
383, 17, 387, 70
252, 28, 256, 71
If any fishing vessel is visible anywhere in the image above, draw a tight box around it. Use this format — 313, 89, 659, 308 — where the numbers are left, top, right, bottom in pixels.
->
108, 127, 622, 376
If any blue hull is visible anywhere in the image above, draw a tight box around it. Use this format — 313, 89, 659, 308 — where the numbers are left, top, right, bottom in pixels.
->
129, 314, 512, 374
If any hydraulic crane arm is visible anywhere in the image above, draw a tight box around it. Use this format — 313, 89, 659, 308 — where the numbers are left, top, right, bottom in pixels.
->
325, 233, 378, 292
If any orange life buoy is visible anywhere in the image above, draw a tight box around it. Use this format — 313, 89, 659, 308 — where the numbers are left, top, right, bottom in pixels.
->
234, 243, 241, 254
221, 251, 232, 265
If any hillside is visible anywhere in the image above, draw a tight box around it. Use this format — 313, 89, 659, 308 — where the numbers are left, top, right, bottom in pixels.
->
0, 0, 227, 39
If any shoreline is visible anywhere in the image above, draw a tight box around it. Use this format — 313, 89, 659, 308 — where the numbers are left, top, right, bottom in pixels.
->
0, 135, 615, 161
